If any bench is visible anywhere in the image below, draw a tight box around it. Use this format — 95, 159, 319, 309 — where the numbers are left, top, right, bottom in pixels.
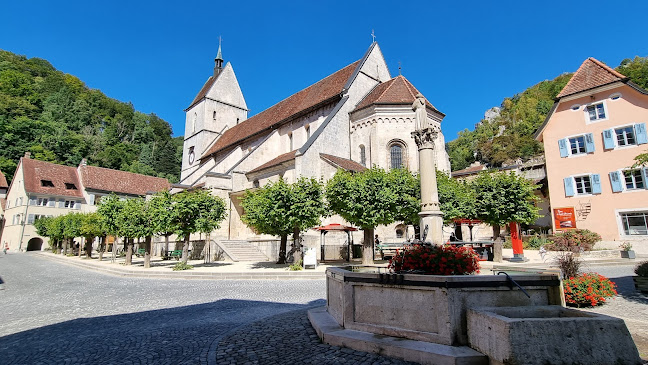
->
135, 248, 146, 257
376, 243, 411, 260
162, 249, 184, 261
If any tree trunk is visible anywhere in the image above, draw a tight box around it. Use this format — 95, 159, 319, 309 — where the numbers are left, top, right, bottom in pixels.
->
204, 233, 211, 264
492, 225, 501, 240
288, 228, 302, 265
63, 238, 68, 255
98, 236, 105, 261
78, 237, 83, 257
144, 235, 152, 268
85, 236, 93, 258
277, 234, 288, 264
181, 234, 190, 264
125, 238, 133, 265
362, 228, 374, 265
164, 235, 170, 257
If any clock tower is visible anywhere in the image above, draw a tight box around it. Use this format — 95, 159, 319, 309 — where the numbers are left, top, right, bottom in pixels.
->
181, 44, 248, 180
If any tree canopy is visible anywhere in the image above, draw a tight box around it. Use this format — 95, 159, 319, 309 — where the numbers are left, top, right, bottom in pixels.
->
437, 171, 475, 223
0, 50, 182, 183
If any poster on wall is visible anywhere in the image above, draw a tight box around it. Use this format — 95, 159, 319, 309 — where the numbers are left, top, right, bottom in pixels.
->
553, 207, 577, 230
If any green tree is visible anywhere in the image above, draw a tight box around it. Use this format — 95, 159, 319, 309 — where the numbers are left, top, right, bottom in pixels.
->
149, 191, 175, 256
34, 215, 63, 253
632, 150, 648, 168
242, 177, 327, 264
172, 189, 227, 264
470, 171, 540, 238
61, 212, 83, 255
80, 212, 104, 258
97, 194, 124, 260
326, 167, 419, 265
437, 171, 476, 223
117, 198, 148, 265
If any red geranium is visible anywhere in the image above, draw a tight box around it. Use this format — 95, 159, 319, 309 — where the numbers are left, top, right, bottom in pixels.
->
388, 244, 480, 275
563, 273, 617, 307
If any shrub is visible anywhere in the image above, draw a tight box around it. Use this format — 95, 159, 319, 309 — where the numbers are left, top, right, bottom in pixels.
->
563, 273, 617, 307
547, 229, 601, 252
289, 260, 303, 271
619, 242, 633, 251
554, 251, 582, 279
172, 262, 194, 271
388, 244, 480, 275
525, 234, 551, 249
635, 261, 648, 278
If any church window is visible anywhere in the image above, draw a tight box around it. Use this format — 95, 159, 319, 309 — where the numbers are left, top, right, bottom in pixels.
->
236, 118, 240, 125
306, 125, 311, 139
390, 143, 404, 169
253, 179, 260, 188
360, 145, 366, 166
192, 113, 197, 133
289, 133, 293, 151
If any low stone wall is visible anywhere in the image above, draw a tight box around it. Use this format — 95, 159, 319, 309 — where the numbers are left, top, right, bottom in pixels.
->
326, 267, 563, 346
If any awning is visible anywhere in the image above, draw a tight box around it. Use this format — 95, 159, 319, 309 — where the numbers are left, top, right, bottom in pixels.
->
314, 223, 358, 232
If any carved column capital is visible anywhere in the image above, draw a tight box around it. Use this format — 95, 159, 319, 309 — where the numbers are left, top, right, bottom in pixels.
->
411, 126, 440, 149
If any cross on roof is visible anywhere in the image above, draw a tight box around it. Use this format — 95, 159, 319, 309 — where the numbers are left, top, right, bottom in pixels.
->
371, 29, 376, 43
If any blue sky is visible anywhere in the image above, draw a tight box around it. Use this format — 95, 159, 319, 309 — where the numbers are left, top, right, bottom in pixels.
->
2, 0, 647, 141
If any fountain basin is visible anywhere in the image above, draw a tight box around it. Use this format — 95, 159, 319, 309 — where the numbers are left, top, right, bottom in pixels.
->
326, 267, 564, 346
467, 306, 642, 365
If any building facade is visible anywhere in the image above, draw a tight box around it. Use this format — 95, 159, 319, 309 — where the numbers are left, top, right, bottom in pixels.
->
535, 58, 648, 251
1, 153, 170, 251
177, 42, 451, 255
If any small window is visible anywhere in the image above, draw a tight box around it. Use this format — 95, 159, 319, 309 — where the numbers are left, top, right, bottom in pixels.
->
574, 175, 592, 195
610, 93, 622, 100
306, 125, 311, 139
289, 133, 293, 151
616, 126, 636, 146
396, 229, 404, 238
253, 179, 260, 188
37, 198, 48, 206
65, 183, 77, 190
390, 144, 403, 169
568, 136, 586, 155
64, 200, 76, 209
570, 104, 581, 111
620, 211, 648, 236
360, 145, 366, 166
623, 169, 645, 190
213, 111, 217, 120
40, 180, 54, 187
586, 103, 606, 121
192, 112, 197, 133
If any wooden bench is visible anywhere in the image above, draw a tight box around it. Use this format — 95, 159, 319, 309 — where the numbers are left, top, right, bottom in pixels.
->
135, 248, 146, 257
162, 249, 184, 260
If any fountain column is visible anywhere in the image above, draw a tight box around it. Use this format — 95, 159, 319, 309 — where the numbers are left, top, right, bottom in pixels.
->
411, 94, 444, 245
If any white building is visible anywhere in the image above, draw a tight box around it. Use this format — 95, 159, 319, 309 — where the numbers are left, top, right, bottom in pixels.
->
177, 42, 451, 260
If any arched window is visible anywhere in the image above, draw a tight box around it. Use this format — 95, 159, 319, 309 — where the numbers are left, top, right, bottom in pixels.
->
212, 111, 217, 120
253, 179, 260, 188
395, 224, 406, 239
390, 144, 403, 169
359, 145, 366, 166
192, 113, 197, 133
289, 133, 293, 151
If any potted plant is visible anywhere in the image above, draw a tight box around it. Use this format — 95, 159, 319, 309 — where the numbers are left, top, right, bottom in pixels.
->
619, 242, 636, 259
634, 261, 648, 294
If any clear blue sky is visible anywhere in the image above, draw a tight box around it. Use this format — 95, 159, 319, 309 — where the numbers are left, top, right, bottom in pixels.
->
2, 0, 647, 141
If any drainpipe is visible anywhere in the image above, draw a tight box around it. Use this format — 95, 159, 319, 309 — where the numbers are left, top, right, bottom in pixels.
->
18, 199, 29, 251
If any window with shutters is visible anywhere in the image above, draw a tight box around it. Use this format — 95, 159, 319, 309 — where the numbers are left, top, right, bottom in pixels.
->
623, 169, 645, 190
620, 211, 648, 236
603, 123, 647, 149
64, 200, 76, 209
559, 133, 595, 157
616, 126, 636, 146
586, 102, 606, 121
569, 136, 586, 155
36, 198, 49, 206
574, 176, 592, 195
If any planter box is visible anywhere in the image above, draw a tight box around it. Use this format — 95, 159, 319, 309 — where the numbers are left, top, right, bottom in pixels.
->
621, 250, 636, 259
634, 276, 648, 294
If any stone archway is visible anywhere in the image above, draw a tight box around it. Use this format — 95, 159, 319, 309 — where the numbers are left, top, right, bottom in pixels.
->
26, 237, 43, 251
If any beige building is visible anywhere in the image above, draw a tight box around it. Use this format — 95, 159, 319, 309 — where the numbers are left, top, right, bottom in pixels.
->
1, 153, 169, 252
177, 42, 451, 259
535, 58, 648, 253
0, 170, 8, 244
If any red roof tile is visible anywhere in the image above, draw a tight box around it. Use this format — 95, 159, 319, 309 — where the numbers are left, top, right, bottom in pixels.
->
320, 153, 367, 173
79, 165, 170, 196
353, 75, 442, 115
556, 57, 627, 98
247, 151, 297, 174
0, 170, 7, 189
202, 61, 360, 160
21, 158, 83, 198
451, 164, 486, 176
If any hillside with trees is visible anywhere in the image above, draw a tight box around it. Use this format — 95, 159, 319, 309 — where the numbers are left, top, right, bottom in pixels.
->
0, 50, 183, 183
447, 56, 648, 171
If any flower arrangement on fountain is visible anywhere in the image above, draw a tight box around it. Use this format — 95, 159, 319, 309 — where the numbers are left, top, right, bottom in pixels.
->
388, 244, 480, 275
563, 273, 617, 307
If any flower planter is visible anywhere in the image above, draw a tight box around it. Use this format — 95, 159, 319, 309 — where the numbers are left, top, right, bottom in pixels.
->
621, 250, 636, 259
634, 276, 648, 294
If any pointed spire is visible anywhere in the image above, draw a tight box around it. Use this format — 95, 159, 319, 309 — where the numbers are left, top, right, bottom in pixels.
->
214, 36, 224, 76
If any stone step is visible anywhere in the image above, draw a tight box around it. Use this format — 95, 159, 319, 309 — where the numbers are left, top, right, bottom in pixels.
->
219, 240, 269, 262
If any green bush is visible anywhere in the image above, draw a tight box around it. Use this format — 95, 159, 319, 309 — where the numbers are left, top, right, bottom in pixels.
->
635, 261, 648, 278
289, 260, 303, 271
524, 234, 551, 250
547, 229, 601, 252
172, 262, 194, 271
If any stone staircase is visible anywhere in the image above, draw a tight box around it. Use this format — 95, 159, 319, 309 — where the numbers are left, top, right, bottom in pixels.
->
219, 240, 269, 262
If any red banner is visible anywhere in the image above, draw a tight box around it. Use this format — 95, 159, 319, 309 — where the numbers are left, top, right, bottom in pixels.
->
553, 207, 577, 230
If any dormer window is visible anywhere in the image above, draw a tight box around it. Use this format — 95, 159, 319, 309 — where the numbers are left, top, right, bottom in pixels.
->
65, 183, 77, 190
40, 180, 54, 187
586, 103, 606, 121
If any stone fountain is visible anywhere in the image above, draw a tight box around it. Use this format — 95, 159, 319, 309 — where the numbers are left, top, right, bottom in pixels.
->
308, 93, 642, 365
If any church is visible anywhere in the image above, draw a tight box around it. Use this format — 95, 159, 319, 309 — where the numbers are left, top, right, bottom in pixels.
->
176, 42, 451, 260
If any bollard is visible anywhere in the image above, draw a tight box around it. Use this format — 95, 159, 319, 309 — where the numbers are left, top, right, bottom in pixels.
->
493, 237, 503, 263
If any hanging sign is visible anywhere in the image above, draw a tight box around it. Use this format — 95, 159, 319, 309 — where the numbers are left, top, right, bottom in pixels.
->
553, 207, 577, 230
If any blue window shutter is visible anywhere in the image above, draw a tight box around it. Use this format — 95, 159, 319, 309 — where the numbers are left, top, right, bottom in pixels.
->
558, 139, 569, 157
643, 168, 648, 190
609, 171, 623, 192
585, 133, 595, 153
603, 129, 615, 149
564, 177, 575, 197
591, 174, 602, 194
635, 123, 647, 145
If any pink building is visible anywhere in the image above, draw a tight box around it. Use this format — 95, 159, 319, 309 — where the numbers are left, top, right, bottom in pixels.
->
535, 58, 648, 251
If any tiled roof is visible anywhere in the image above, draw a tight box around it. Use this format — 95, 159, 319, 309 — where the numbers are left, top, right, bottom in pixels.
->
21, 158, 84, 198
451, 164, 486, 176
202, 61, 360, 160
187, 75, 218, 110
353, 75, 443, 115
0, 170, 7, 189
79, 165, 170, 196
320, 153, 367, 173
556, 57, 627, 98
247, 151, 297, 175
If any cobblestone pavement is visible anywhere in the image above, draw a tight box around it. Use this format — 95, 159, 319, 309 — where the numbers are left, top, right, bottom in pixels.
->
0, 253, 410, 364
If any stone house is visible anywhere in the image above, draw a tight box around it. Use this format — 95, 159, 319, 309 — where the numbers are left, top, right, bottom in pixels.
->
1, 153, 170, 252
177, 42, 451, 260
535, 58, 648, 253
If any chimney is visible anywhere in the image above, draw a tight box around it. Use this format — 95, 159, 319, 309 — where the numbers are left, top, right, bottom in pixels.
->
24, 152, 31, 159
